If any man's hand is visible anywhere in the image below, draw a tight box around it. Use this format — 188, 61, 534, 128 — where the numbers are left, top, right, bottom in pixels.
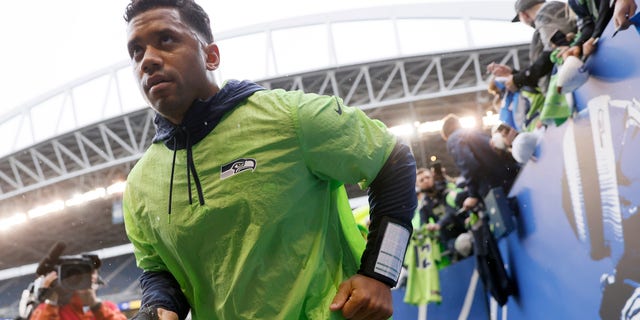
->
42, 271, 58, 288
504, 75, 518, 93
130, 306, 178, 320
330, 274, 392, 320
560, 46, 581, 60
426, 223, 441, 231
462, 197, 479, 211
157, 308, 179, 320
582, 38, 598, 57
486, 62, 512, 77
614, 0, 638, 30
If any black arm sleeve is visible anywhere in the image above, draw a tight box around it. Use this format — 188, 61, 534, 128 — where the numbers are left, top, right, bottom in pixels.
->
570, 0, 596, 46
574, 19, 596, 47
357, 141, 417, 286
592, 0, 614, 40
511, 50, 554, 89
139, 271, 191, 320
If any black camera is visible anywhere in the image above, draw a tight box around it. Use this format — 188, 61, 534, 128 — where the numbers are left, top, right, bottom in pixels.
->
36, 242, 102, 291
56, 254, 101, 290
432, 161, 443, 177
17, 243, 103, 319
550, 30, 571, 47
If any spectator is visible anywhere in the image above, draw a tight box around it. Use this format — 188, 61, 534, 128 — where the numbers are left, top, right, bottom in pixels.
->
514, 1, 578, 126
528, 1, 577, 53
512, 131, 543, 164
491, 123, 520, 151
30, 267, 126, 320
122, 0, 417, 319
415, 167, 446, 225
487, 77, 542, 132
563, 0, 614, 59
492, 122, 545, 165
415, 168, 436, 222
487, 0, 576, 94
440, 114, 520, 211
415, 164, 472, 260
403, 165, 468, 307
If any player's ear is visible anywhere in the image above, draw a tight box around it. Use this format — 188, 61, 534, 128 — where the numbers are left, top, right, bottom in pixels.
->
205, 43, 220, 71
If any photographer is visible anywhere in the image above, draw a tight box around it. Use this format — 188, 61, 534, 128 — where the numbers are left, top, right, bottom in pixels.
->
29, 261, 126, 320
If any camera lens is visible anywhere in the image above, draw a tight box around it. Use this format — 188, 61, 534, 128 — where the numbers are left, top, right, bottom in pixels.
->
58, 262, 93, 291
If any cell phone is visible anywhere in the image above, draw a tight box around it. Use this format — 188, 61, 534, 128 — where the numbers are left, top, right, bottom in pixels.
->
550, 30, 570, 47
432, 161, 443, 177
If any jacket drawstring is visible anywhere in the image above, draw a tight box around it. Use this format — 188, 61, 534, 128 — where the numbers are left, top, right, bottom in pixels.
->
167, 128, 205, 215
185, 130, 205, 206
168, 137, 178, 215
186, 136, 192, 204
152, 81, 265, 216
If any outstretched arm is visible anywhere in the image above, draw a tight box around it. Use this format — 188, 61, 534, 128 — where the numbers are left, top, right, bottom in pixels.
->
614, 0, 638, 30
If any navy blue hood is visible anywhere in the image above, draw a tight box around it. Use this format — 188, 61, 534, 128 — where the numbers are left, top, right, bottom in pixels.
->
152, 79, 264, 150
150, 80, 264, 214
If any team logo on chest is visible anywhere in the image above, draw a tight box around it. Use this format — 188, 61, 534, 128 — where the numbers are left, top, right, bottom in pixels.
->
220, 158, 257, 180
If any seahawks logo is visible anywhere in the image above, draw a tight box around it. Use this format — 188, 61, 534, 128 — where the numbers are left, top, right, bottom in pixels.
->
220, 158, 256, 180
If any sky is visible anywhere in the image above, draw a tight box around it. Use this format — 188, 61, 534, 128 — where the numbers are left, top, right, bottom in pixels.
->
0, 0, 529, 117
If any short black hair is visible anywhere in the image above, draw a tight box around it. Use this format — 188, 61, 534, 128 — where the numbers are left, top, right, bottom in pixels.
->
124, 0, 214, 43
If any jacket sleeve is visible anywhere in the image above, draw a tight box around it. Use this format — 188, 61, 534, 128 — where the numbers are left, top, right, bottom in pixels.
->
366, 142, 417, 225
123, 179, 191, 318
138, 270, 191, 320
292, 92, 396, 188
511, 51, 554, 89
291, 92, 416, 286
357, 141, 417, 286
569, 0, 595, 46
592, 0, 614, 40
447, 132, 484, 198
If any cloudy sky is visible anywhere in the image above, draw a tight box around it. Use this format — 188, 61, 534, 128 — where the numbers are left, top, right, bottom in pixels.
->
0, 0, 528, 117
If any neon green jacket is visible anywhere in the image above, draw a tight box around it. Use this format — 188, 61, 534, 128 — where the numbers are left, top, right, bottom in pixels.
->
123, 88, 396, 319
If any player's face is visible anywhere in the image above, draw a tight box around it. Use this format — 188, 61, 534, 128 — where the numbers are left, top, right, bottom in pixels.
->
126, 7, 220, 124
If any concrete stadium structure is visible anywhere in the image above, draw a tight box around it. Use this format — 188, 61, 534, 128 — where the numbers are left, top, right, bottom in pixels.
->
0, 2, 531, 316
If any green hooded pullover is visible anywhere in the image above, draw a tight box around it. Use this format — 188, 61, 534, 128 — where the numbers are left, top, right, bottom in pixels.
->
123, 84, 396, 319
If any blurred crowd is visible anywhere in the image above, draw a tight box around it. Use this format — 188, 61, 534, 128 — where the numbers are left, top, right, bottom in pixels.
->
399, 0, 639, 310
485, 0, 637, 166
8, 0, 639, 318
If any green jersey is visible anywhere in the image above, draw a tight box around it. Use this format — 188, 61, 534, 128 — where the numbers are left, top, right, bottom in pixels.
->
404, 226, 442, 306
123, 88, 396, 319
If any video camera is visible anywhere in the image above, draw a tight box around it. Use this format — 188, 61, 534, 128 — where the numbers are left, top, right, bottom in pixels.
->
36, 241, 102, 291
431, 161, 444, 180
17, 242, 103, 319
430, 161, 448, 196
